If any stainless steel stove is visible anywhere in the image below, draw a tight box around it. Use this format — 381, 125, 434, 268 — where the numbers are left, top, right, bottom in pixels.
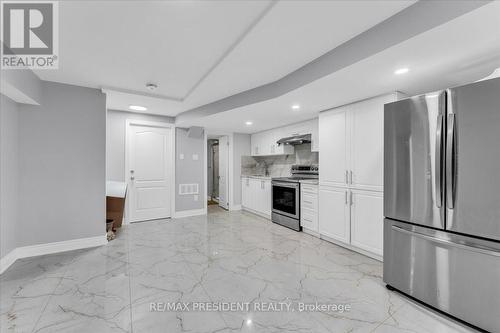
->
271, 165, 318, 231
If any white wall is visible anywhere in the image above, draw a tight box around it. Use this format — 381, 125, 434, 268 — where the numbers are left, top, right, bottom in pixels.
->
0, 94, 19, 259
231, 133, 251, 207
176, 128, 205, 212
106, 109, 174, 182
16, 81, 106, 247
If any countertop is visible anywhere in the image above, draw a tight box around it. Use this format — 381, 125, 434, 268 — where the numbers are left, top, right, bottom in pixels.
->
241, 175, 272, 180
106, 181, 127, 198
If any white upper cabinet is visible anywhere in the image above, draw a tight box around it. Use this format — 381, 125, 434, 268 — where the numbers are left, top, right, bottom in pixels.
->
320, 93, 400, 191
250, 118, 319, 157
311, 119, 319, 152
319, 107, 349, 187
350, 96, 386, 191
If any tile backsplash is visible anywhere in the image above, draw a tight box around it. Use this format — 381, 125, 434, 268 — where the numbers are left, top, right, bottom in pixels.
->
241, 143, 318, 177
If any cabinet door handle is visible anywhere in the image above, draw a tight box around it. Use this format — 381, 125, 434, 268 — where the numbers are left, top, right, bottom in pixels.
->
345, 170, 348, 184
350, 192, 354, 206
349, 170, 353, 184
345, 191, 348, 205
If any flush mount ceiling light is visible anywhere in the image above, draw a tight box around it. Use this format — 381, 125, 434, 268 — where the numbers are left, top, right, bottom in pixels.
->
394, 67, 409, 75
245, 121, 253, 126
291, 104, 300, 110
129, 105, 147, 111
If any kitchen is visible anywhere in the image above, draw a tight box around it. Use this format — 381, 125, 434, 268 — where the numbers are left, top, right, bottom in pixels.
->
229, 75, 500, 333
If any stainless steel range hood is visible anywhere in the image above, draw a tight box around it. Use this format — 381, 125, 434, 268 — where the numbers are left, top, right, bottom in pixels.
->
277, 134, 311, 146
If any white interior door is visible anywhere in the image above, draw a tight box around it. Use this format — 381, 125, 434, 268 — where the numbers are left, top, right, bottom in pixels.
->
127, 123, 172, 222
218, 136, 229, 210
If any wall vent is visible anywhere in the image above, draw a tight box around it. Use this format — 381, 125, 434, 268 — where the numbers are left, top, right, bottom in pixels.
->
179, 183, 199, 195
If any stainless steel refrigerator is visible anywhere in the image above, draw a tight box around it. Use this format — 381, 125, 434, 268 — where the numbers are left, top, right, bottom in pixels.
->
383, 77, 500, 332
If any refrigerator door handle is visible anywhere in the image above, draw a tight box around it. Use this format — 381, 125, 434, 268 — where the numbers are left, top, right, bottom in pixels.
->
435, 115, 444, 208
446, 114, 456, 209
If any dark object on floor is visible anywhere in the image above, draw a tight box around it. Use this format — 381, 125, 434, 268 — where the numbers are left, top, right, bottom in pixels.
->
207, 199, 218, 205
106, 219, 116, 241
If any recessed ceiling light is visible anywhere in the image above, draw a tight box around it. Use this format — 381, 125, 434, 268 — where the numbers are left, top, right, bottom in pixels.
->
146, 83, 158, 91
129, 105, 147, 111
291, 104, 300, 110
246, 319, 252, 325
245, 121, 253, 126
394, 68, 409, 75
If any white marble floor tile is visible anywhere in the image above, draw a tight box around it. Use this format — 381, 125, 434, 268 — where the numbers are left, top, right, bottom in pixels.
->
0, 207, 478, 333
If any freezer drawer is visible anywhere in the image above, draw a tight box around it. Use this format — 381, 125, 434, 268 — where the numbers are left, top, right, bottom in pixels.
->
384, 218, 500, 332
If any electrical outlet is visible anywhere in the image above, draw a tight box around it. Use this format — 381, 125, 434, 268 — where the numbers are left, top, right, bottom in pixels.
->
192, 154, 199, 160
179, 153, 184, 160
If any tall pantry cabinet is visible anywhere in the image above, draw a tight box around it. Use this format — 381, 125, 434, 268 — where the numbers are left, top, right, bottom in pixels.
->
318, 93, 402, 260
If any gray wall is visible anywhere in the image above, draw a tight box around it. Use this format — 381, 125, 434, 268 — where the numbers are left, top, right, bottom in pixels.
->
17, 81, 106, 246
106, 109, 174, 182
0, 94, 19, 259
176, 128, 205, 212
232, 133, 251, 206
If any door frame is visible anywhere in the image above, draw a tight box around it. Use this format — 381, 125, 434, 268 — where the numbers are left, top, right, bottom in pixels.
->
124, 119, 175, 224
217, 135, 230, 210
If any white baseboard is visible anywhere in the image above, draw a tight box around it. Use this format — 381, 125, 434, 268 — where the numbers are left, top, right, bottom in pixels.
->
302, 227, 320, 238
0, 234, 108, 275
174, 208, 207, 219
241, 206, 271, 220
230, 204, 242, 211
319, 234, 383, 262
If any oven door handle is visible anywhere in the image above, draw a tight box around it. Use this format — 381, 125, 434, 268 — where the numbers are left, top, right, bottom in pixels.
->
271, 181, 300, 189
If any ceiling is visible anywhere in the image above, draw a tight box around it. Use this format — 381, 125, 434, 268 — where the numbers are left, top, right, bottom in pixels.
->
33, 0, 414, 116
191, 1, 500, 134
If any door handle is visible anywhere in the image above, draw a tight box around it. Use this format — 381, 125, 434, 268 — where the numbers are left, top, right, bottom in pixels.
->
392, 225, 500, 257
130, 176, 135, 181
446, 114, 456, 209
435, 114, 444, 208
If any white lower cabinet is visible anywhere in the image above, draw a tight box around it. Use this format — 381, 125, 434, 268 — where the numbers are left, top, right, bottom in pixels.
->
318, 186, 350, 244
318, 185, 383, 260
350, 190, 383, 256
241, 177, 271, 218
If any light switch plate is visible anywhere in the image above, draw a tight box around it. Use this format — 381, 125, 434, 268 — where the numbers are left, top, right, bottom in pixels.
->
192, 154, 199, 161
179, 153, 184, 160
